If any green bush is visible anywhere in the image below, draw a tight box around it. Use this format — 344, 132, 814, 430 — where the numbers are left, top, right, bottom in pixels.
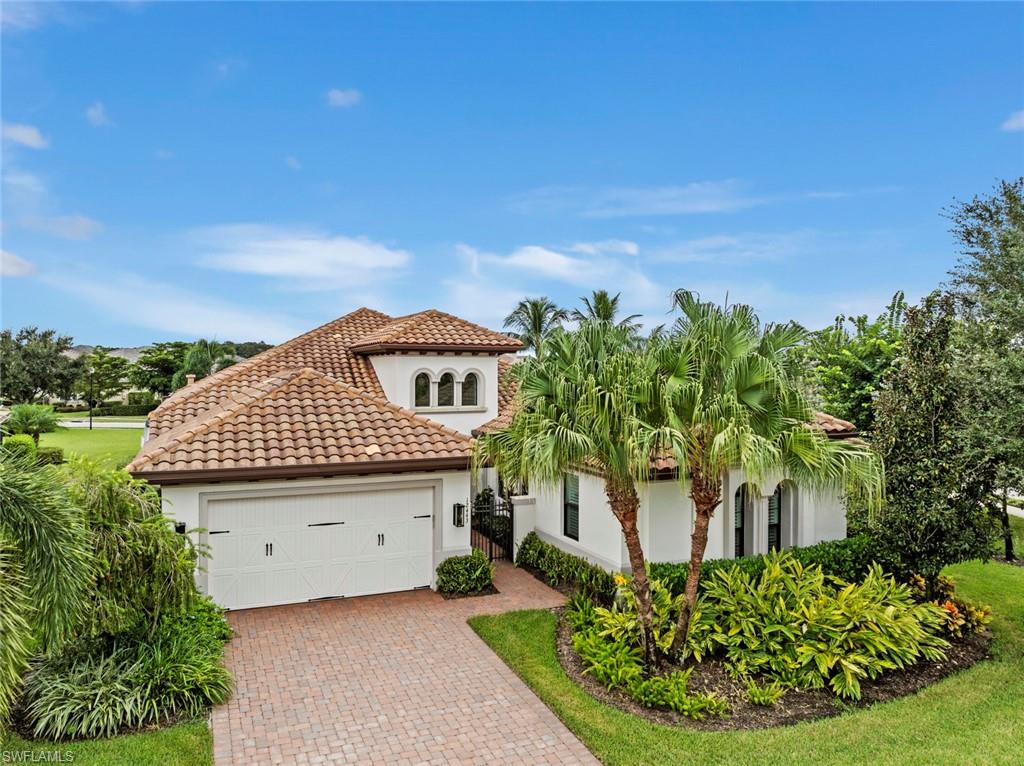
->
571, 630, 643, 691
649, 534, 885, 597
688, 551, 949, 700
2, 434, 37, 461
745, 678, 786, 706
565, 592, 599, 634
516, 531, 616, 601
35, 446, 64, 465
595, 576, 681, 654
125, 391, 156, 406
630, 670, 728, 720
21, 599, 233, 740
90, 403, 157, 417
435, 549, 494, 594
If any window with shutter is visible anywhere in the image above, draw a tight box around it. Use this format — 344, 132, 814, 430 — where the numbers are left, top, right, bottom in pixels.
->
563, 474, 580, 541
768, 484, 782, 552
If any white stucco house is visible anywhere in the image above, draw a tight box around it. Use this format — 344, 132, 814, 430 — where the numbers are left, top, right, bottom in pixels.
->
128, 307, 858, 611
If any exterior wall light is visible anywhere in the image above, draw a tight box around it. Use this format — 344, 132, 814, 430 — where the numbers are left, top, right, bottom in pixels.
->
452, 502, 467, 528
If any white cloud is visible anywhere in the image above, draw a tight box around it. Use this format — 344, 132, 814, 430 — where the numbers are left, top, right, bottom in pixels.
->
0, 250, 36, 277
327, 88, 362, 108
567, 239, 639, 256
284, 155, 302, 171
21, 214, 103, 240
85, 101, 112, 127
2, 122, 49, 149
651, 231, 814, 264
1, 2, 66, 30
194, 224, 410, 289
1001, 110, 1024, 132
2, 169, 103, 241
42, 272, 304, 343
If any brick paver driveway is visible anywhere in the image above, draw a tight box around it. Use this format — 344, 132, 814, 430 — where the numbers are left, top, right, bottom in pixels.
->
212, 563, 599, 765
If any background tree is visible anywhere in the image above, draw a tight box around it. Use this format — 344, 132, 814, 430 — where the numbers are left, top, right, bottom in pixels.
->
947, 177, 1024, 560
230, 340, 273, 358
75, 346, 132, 404
129, 341, 190, 398
476, 322, 664, 666
503, 297, 568, 358
652, 291, 883, 653
797, 292, 907, 432
0, 453, 90, 720
170, 339, 238, 389
4, 403, 60, 445
0, 327, 81, 404
571, 290, 643, 335
871, 292, 998, 590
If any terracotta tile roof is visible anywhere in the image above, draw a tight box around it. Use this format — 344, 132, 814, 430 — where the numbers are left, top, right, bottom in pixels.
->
128, 368, 472, 480
350, 309, 523, 354
147, 308, 392, 439
813, 411, 859, 436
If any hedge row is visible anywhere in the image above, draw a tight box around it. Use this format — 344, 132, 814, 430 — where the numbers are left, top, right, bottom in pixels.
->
89, 404, 157, 417
1, 436, 64, 465
516, 530, 886, 601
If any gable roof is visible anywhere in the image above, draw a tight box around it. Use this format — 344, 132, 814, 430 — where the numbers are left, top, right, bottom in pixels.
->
147, 307, 392, 439
349, 309, 523, 354
128, 367, 472, 483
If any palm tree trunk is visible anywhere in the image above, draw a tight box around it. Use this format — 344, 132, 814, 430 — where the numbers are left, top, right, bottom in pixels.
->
1002, 487, 1016, 562
670, 469, 720, 657
605, 480, 658, 669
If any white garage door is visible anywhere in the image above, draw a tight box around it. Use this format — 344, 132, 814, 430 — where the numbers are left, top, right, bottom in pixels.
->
204, 487, 434, 610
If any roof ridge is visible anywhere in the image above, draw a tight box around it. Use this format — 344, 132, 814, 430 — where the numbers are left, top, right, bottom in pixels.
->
149, 307, 391, 419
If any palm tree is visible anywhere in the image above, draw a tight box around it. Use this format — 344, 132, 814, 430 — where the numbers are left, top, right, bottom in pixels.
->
503, 297, 568, 358
171, 339, 238, 389
4, 403, 60, 446
476, 322, 665, 667
0, 452, 90, 720
572, 290, 642, 334
650, 291, 884, 654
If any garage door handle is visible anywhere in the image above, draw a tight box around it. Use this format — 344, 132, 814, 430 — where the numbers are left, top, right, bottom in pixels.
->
210, 530, 230, 535
413, 514, 431, 519
308, 521, 345, 527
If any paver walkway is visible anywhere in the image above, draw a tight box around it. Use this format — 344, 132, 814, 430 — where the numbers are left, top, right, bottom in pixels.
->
212, 562, 599, 765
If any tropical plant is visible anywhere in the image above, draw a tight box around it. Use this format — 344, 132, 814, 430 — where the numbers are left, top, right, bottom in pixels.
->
571, 630, 644, 691
745, 678, 786, 706
649, 291, 884, 653
571, 290, 642, 335
871, 292, 998, 590
688, 552, 949, 700
502, 297, 568, 358
21, 598, 233, 740
128, 341, 191, 398
477, 322, 665, 665
0, 327, 81, 403
170, 339, 238, 390
0, 452, 90, 721
515, 531, 616, 601
435, 549, 494, 594
595, 575, 682, 654
65, 460, 200, 637
4, 403, 60, 445
629, 670, 728, 719
947, 178, 1024, 561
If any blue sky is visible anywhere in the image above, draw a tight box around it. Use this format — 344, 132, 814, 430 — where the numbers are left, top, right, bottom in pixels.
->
2, 2, 1022, 345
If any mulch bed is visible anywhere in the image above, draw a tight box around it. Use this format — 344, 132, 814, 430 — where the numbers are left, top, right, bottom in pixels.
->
519, 563, 577, 597
440, 584, 500, 600
553, 608, 991, 730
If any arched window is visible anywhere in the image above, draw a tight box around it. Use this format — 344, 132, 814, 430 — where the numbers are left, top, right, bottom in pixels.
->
734, 484, 750, 558
461, 372, 479, 406
414, 372, 431, 407
768, 484, 783, 552
437, 372, 455, 407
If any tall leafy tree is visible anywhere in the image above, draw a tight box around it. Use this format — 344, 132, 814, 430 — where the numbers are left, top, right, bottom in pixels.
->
0, 453, 90, 720
75, 346, 132, 403
571, 290, 643, 335
129, 341, 191, 397
797, 292, 907, 432
0, 327, 81, 404
503, 297, 568, 358
170, 340, 238, 390
651, 291, 883, 652
947, 178, 1024, 560
476, 322, 665, 666
871, 292, 998, 589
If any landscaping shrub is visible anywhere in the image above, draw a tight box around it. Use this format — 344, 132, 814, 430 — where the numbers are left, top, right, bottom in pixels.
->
595, 576, 681, 654
565, 592, 599, 633
745, 678, 786, 706
90, 403, 157, 417
630, 670, 728, 719
516, 531, 616, 601
910, 574, 992, 638
21, 597, 233, 740
571, 630, 643, 691
688, 551, 949, 700
35, 446, 64, 465
435, 549, 494, 594
649, 534, 884, 598
2, 434, 37, 461
125, 391, 156, 406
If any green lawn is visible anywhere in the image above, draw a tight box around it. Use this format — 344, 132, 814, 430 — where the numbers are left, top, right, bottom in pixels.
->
40, 428, 142, 469
1, 720, 211, 766
470, 560, 1024, 766
1004, 515, 1024, 556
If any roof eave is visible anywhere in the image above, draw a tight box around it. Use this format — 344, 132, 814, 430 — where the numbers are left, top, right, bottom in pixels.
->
351, 342, 523, 355
130, 455, 471, 486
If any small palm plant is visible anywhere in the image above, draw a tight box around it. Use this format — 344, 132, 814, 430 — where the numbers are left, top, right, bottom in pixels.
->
477, 321, 666, 667
503, 297, 568, 358
5, 403, 60, 446
650, 291, 884, 654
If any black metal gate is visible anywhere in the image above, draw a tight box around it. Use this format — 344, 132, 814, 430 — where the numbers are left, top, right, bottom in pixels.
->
471, 496, 514, 561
